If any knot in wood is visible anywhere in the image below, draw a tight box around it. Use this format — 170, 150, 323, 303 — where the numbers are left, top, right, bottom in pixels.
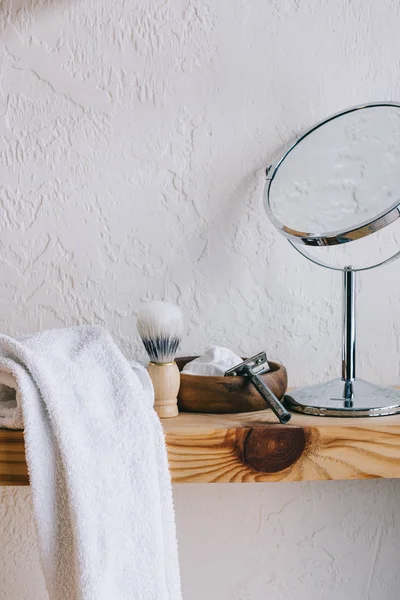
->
243, 427, 306, 474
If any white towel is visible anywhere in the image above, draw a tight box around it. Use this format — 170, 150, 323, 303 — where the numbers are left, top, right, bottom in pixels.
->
0, 326, 182, 600
182, 345, 242, 376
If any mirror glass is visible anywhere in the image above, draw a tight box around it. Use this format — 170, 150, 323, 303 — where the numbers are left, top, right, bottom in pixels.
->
266, 104, 400, 241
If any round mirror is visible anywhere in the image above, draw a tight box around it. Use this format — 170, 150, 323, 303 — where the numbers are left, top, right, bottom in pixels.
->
264, 102, 400, 269
264, 102, 400, 417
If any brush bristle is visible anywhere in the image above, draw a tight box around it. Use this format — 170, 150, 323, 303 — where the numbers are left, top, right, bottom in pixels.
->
137, 301, 183, 363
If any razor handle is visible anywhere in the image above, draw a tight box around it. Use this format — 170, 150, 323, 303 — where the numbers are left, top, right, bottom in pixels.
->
243, 365, 291, 424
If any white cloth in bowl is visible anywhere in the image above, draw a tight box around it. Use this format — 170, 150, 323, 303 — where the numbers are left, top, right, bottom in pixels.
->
182, 346, 242, 376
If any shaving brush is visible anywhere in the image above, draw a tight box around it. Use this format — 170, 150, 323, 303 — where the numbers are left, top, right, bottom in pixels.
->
137, 301, 183, 418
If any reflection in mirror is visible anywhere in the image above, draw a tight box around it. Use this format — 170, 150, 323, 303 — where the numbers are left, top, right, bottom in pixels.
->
267, 105, 400, 239
291, 217, 400, 271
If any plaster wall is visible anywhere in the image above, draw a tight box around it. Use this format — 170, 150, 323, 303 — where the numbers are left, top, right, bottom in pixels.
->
1, 1, 400, 598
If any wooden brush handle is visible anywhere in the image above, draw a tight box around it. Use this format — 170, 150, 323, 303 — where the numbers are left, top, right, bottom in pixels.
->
147, 361, 180, 418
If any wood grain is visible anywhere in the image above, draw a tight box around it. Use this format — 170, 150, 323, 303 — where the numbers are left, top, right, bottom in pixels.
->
3, 409, 400, 485
0, 431, 29, 485
164, 410, 400, 483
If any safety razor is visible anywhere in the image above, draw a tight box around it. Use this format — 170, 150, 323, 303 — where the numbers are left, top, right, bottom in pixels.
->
225, 352, 291, 424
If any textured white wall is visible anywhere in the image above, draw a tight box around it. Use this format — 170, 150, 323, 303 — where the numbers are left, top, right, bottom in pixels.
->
1, 0, 400, 598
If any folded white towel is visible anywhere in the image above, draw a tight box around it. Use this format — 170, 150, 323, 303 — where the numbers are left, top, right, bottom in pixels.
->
0, 326, 182, 600
182, 345, 242, 376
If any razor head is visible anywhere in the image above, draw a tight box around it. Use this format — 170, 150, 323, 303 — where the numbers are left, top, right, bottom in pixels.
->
225, 352, 271, 377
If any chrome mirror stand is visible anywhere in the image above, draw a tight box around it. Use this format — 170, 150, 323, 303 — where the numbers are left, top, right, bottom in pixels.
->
285, 266, 400, 417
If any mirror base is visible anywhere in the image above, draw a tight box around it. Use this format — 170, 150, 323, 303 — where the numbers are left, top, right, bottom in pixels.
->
285, 378, 400, 417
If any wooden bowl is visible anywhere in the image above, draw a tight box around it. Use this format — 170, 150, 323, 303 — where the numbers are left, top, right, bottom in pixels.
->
176, 356, 288, 414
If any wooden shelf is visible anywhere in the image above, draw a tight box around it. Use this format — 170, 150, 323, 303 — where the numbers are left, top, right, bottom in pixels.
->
3, 408, 400, 484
